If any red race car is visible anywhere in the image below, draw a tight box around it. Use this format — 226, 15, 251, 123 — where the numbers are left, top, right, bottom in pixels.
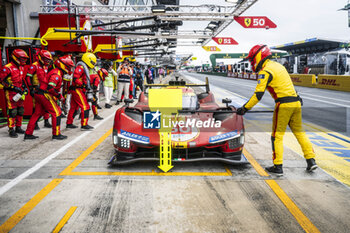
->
109, 78, 248, 166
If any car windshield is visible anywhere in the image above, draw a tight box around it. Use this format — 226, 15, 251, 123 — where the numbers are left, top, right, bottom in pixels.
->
182, 94, 198, 111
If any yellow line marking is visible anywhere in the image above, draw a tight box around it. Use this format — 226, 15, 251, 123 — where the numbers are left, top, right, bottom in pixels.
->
52, 206, 77, 233
0, 179, 63, 233
265, 180, 321, 233
224, 166, 233, 176
60, 128, 113, 175
244, 146, 321, 233
65, 171, 231, 177
243, 148, 269, 177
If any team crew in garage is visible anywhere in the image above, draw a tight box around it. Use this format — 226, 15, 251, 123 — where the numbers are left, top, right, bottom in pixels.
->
24, 55, 75, 140
0, 49, 29, 138
236, 44, 318, 175
116, 58, 133, 105
66, 52, 96, 130
25, 50, 52, 130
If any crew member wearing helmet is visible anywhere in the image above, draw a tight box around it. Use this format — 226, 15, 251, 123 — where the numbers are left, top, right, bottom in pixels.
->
116, 58, 133, 105
24, 55, 74, 140
236, 45, 317, 175
26, 50, 53, 129
90, 68, 108, 120
66, 52, 96, 130
0, 49, 29, 138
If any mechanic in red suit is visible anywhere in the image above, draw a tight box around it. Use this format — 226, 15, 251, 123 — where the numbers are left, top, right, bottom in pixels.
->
90, 68, 108, 120
24, 55, 75, 140
25, 50, 52, 129
66, 52, 96, 130
0, 49, 29, 138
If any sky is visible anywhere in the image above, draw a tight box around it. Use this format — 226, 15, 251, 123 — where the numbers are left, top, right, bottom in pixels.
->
175, 0, 350, 65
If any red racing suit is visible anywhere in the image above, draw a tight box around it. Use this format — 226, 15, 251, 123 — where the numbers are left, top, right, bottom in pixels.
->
67, 65, 90, 126
0, 62, 26, 129
25, 68, 63, 136
25, 61, 50, 120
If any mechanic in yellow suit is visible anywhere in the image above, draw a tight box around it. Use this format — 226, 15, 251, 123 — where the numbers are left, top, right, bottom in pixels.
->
236, 45, 317, 176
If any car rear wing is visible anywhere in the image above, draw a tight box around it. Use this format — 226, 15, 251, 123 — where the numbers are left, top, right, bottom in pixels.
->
145, 77, 210, 93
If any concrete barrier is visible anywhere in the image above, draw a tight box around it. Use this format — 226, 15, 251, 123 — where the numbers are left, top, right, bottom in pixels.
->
289, 74, 316, 87
316, 75, 350, 92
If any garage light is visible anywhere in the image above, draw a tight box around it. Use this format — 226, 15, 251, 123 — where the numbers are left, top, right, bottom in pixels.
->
225, 0, 238, 3
161, 31, 170, 36
208, 21, 219, 28
152, 5, 166, 13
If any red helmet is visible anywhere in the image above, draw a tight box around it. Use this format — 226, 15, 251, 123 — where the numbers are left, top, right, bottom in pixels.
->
38, 50, 53, 66
246, 45, 272, 72
97, 68, 109, 80
54, 55, 75, 75
12, 49, 29, 66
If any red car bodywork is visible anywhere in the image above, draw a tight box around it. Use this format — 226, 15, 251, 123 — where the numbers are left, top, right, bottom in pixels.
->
110, 81, 247, 165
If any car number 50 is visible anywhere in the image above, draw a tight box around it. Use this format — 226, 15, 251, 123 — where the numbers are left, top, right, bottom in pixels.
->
253, 18, 265, 26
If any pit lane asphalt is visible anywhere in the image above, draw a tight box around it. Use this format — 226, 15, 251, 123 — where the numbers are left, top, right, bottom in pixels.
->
0, 74, 350, 232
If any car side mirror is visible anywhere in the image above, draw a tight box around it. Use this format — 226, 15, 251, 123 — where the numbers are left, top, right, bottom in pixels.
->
222, 98, 232, 108
124, 99, 134, 106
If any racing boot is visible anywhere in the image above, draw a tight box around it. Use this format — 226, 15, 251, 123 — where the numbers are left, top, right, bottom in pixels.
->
24, 133, 39, 140
306, 158, 318, 172
105, 103, 112, 108
265, 164, 283, 176
9, 128, 18, 138
44, 119, 52, 128
97, 104, 102, 109
66, 124, 78, 129
115, 100, 120, 106
15, 126, 25, 134
72, 109, 80, 119
34, 122, 40, 130
52, 134, 68, 140
81, 125, 94, 131
94, 114, 103, 120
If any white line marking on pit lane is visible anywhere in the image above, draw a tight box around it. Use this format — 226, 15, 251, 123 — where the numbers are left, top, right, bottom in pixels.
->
0, 113, 115, 197
300, 96, 350, 108
299, 92, 350, 103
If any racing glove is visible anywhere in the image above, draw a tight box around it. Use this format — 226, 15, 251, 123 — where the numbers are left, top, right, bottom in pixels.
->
236, 106, 248, 115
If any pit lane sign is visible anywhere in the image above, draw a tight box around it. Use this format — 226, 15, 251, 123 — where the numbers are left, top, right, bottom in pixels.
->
234, 16, 277, 29
202, 46, 221, 52
212, 37, 238, 45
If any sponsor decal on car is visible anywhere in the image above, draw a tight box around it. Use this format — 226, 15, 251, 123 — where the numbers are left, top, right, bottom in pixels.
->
120, 129, 150, 144
209, 130, 239, 143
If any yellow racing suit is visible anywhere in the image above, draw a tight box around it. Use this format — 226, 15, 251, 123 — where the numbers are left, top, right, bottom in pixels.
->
244, 59, 315, 165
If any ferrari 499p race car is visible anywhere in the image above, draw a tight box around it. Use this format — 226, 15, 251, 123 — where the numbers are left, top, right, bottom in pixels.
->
109, 77, 247, 166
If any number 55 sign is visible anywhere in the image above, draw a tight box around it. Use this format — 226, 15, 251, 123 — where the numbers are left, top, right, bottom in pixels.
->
234, 16, 277, 29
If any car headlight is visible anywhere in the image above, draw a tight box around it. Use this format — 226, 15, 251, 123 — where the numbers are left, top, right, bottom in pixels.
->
239, 129, 245, 145
119, 138, 131, 149
113, 130, 118, 145
228, 130, 244, 149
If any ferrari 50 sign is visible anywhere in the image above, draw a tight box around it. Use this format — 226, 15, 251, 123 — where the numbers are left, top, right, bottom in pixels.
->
234, 16, 277, 29
212, 37, 238, 45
